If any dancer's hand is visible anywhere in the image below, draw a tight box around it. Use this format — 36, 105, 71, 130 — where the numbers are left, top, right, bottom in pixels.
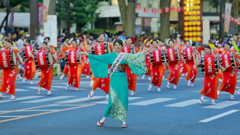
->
79, 52, 88, 56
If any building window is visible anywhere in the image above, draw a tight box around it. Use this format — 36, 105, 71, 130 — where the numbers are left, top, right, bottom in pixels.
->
202, 0, 220, 13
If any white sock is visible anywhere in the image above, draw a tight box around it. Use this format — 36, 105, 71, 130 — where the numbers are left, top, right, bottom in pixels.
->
100, 117, 106, 123
212, 99, 215, 102
122, 121, 127, 124
47, 91, 51, 94
130, 91, 134, 95
11, 95, 15, 97
201, 95, 204, 100
90, 90, 95, 96
0, 92, 3, 97
149, 84, 152, 88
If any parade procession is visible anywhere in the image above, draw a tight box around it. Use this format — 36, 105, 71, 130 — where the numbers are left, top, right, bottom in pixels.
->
0, 0, 240, 134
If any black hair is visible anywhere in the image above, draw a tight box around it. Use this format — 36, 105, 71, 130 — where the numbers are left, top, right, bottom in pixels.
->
44, 37, 50, 41
217, 41, 222, 44
126, 37, 132, 40
4, 39, 11, 43
151, 39, 159, 44
204, 45, 211, 50
99, 33, 106, 38
42, 41, 48, 46
25, 39, 31, 44
224, 42, 232, 46
113, 39, 123, 47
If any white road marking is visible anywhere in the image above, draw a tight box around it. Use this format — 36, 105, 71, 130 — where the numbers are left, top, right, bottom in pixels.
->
202, 101, 240, 109
129, 98, 175, 105
57, 96, 105, 103
0, 96, 42, 103
93, 97, 142, 104
165, 99, 209, 107
0, 109, 59, 112
199, 110, 239, 123
20, 96, 73, 103
0, 116, 26, 118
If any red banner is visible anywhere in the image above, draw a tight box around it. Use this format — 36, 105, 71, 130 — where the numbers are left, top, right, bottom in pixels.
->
185, 47, 193, 62
152, 49, 162, 65
68, 50, 78, 66
38, 3, 43, 27
37, 51, 49, 69
167, 48, 177, 65
0, 50, 13, 69
122, 46, 131, 53
221, 53, 233, 72
94, 44, 105, 55
203, 55, 216, 75
24, 45, 33, 58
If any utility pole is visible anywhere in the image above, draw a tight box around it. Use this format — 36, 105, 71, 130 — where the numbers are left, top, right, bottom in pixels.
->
67, 0, 71, 37
219, 0, 225, 39
30, 0, 39, 40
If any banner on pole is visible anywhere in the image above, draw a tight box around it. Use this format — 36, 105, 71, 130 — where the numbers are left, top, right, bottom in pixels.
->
44, 15, 57, 47
8, 8, 14, 26
42, 0, 50, 23
224, 3, 232, 32
38, 3, 43, 27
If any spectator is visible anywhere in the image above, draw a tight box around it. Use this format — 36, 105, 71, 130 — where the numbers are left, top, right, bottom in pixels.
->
118, 31, 126, 40
17, 34, 25, 52
37, 29, 45, 46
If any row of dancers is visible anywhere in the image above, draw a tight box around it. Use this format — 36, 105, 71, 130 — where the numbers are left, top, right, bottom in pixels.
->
0, 34, 240, 104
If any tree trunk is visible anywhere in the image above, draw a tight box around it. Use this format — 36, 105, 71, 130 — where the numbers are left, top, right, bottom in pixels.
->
48, 0, 56, 15
118, 0, 136, 37
178, 0, 183, 36
232, 0, 238, 34
160, 0, 171, 42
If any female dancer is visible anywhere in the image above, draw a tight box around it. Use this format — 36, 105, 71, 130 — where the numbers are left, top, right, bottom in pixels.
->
59, 39, 71, 80
219, 42, 238, 99
22, 39, 36, 84
82, 35, 91, 78
166, 40, 181, 89
62, 40, 84, 91
148, 39, 165, 92
181, 40, 199, 86
37, 42, 58, 95
199, 45, 218, 104
141, 39, 152, 80
0, 39, 23, 100
121, 37, 137, 96
81, 39, 155, 128
88, 33, 111, 99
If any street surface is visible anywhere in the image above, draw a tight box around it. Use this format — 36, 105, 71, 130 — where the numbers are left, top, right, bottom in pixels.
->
0, 71, 239, 135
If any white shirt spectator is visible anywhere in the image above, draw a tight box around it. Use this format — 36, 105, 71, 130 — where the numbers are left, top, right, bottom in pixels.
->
37, 35, 45, 46
17, 39, 24, 50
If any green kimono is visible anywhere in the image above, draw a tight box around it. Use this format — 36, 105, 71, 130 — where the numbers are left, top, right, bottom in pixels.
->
88, 52, 147, 121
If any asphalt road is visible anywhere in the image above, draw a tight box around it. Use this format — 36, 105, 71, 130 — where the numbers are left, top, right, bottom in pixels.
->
0, 71, 239, 135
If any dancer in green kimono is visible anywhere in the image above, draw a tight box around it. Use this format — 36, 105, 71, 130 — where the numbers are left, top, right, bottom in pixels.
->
81, 39, 156, 128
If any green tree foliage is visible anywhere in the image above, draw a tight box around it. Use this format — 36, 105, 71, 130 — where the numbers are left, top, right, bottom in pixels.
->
56, 0, 101, 30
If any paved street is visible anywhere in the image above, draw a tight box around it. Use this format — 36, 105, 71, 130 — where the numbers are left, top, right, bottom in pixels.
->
0, 71, 240, 135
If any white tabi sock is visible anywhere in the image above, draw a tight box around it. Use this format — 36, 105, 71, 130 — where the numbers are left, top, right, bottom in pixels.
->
122, 121, 127, 124
100, 117, 106, 123
0, 92, 3, 97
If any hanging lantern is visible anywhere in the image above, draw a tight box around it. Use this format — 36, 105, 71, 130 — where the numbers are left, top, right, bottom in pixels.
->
221, 14, 225, 19
136, 4, 141, 10
164, 7, 170, 13
177, 7, 182, 12
152, 8, 156, 14
171, 6, 175, 11
144, 7, 148, 12
158, 8, 162, 14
